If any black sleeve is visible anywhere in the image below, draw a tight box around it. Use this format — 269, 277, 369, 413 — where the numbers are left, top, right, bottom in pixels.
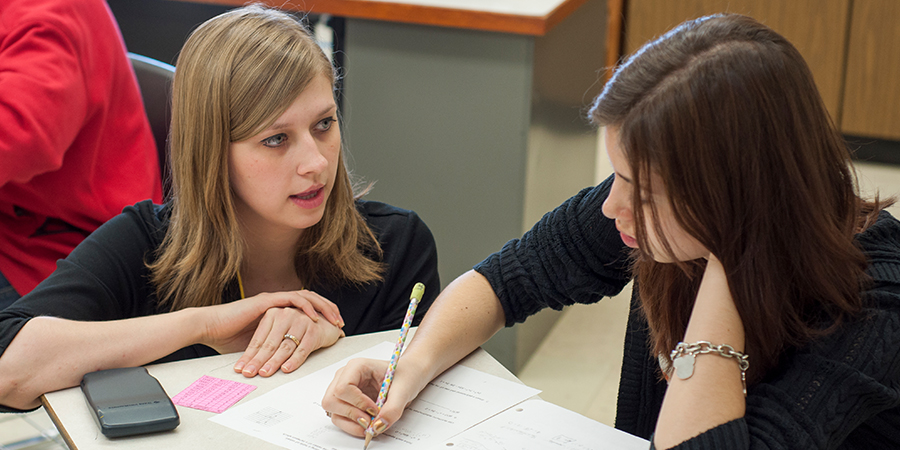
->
325, 203, 439, 335
473, 175, 633, 326
0, 201, 163, 357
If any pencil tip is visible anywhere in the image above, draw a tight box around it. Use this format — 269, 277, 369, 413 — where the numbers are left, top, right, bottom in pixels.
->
363, 432, 373, 450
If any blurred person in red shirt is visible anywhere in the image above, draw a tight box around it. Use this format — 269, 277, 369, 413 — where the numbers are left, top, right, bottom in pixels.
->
0, 0, 163, 308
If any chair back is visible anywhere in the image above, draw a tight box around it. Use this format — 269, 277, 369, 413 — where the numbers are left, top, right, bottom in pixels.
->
128, 52, 175, 199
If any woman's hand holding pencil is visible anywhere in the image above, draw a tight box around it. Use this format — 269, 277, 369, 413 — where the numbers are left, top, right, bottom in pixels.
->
322, 283, 430, 445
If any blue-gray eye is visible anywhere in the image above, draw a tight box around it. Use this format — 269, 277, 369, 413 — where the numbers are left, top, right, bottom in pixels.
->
316, 117, 335, 131
262, 133, 287, 147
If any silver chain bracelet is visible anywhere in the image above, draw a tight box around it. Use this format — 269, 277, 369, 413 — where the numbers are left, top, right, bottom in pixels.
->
670, 341, 749, 396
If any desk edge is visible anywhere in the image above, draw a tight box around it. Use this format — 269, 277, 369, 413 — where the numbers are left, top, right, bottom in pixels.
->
174, 0, 587, 36
41, 395, 79, 450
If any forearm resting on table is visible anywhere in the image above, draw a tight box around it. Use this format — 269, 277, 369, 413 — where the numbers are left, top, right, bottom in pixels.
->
0, 309, 201, 410
402, 270, 506, 382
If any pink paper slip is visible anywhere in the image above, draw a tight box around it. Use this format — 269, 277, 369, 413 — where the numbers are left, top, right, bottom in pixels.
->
171, 375, 257, 413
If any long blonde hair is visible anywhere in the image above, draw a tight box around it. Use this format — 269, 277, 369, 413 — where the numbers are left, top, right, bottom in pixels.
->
150, 5, 383, 310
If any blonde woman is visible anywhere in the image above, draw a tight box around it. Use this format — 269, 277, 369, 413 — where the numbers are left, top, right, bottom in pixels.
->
0, 5, 439, 412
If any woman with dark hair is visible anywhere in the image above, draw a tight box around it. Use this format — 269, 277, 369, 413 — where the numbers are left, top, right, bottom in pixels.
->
323, 14, 900, 449
0, 5, 439, 412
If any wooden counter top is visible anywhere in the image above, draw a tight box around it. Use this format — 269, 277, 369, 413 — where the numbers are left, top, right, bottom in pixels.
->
171, 0, 587, 35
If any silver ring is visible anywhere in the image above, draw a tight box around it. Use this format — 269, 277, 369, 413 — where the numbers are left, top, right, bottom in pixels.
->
283, 333, 300, 347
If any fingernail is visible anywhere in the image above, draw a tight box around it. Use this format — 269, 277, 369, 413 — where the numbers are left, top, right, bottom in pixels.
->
281, 362, 292, 372
373, 419, 388, 434
260, 365, 272, 376
243, 365, 256, 376
339, 319, 346, 328
234, 362, 244, 372
366, 407, 378, 416
357, 417, 370, 428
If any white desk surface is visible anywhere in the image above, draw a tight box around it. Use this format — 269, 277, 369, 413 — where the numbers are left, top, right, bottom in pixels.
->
41, 329, 521, 450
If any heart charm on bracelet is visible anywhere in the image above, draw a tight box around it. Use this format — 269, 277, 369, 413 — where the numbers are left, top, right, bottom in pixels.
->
673, 353, 695, 379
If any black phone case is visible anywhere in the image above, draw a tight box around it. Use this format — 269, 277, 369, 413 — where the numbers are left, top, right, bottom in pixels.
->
81, 367, 180, 438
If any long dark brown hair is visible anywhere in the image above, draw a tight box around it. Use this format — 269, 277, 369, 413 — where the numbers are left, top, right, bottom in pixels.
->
590, 14, 891, 383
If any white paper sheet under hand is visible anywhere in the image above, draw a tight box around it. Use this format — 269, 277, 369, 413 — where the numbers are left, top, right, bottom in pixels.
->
210, 341, 540, 450
431, 399, 650, 450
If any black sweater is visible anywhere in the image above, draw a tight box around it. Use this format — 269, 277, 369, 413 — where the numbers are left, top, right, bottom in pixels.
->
0, 199, 439, 410
475, 176, 900, 449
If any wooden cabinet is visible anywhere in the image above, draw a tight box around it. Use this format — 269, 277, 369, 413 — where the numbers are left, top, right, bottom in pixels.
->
623, 0, 900, 142
841, 0, 900, 140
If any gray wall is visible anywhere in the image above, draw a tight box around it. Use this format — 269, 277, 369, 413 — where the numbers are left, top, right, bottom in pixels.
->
341, 0, 607, 372
342, 20, 533, 292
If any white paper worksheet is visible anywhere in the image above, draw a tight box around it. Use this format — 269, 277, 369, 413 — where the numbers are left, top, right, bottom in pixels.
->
210, 341, 541, 450
429, 398, 650, 450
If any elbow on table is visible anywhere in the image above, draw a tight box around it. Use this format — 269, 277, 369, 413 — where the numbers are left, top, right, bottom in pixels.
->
0, 358, 44, 411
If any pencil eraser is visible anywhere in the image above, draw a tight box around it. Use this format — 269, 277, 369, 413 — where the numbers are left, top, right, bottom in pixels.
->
410, 282, 425, 301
